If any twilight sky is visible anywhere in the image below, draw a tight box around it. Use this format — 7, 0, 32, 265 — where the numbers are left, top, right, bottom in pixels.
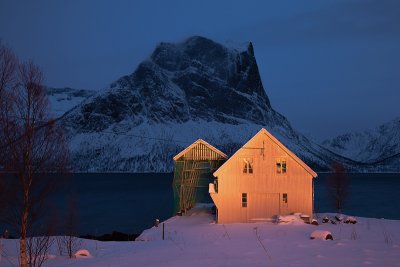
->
1, 0, 399, 141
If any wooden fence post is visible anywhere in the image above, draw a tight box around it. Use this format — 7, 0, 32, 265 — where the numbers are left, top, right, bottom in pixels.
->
162, 223, 165, 240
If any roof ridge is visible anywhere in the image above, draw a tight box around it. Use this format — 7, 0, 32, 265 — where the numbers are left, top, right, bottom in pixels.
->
214, 128, 317, 178
173, 139, 228, 161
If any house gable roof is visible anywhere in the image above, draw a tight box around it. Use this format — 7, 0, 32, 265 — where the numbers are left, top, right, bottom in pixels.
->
214, 128, 318, 178
173, 139, 228, 161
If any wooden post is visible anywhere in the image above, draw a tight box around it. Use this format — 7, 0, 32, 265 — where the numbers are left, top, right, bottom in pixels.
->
162, 223, 165, 240
0, 238, 3, 263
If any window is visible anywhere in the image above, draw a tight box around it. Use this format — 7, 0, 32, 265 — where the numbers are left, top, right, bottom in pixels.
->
276, 159, 286, 174
282, 193, 288, 206
242, 193, 247, 207
243, 158, 253, 174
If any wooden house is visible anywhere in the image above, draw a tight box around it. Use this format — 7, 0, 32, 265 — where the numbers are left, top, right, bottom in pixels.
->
173, 139, 228, 214
209, 128, 317, 223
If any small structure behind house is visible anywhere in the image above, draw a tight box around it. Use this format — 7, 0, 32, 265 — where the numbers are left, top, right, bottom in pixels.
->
173, 139, 228, 214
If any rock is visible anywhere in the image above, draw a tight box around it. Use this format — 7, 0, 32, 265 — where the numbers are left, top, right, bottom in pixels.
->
344, 216, 357, 224
335, 214, 344, 222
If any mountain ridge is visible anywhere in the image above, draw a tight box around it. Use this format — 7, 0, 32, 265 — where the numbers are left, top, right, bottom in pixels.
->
58, 36, 397, 172
322, 117, 400, 165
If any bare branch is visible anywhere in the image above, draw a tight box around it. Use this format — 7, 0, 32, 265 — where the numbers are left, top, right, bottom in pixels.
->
0, 40, 17, 95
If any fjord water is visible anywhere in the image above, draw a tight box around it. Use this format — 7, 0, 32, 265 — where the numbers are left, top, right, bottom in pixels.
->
66, 173, 174, 236
55, 173, 400, 235
314, 173, 400, 219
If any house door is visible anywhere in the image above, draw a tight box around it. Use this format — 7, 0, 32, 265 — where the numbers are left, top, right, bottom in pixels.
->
248, 193, 279, 221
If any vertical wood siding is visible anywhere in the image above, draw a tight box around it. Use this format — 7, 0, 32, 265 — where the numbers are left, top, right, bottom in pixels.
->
181, 143, 226, 161
174, 140, 227, 213
211, 131, 315, 223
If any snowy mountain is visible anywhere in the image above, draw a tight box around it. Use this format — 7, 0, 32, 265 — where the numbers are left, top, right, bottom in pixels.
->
46, 87, 95, 118
60, 36, 372, 172
322, 117, 400, 167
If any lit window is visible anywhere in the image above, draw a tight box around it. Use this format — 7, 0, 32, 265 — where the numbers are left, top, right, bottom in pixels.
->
243, 158, 253, 174
276, 159, 286, 174
242, 193, 247, 207
282, 193, 288, 205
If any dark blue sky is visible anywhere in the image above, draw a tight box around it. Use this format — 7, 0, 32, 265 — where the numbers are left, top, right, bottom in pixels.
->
1, 0, 399, 140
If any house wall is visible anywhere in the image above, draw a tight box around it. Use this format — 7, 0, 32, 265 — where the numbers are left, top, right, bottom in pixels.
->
210, 131, 314, 223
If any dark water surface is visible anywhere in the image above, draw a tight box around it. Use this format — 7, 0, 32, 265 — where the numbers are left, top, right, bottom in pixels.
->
67, 173, 174, 236
66, 172, 400, 235
9, 172, 398, 236
314, 173, 400, 219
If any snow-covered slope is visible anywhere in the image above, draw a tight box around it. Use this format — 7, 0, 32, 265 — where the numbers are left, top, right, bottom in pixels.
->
60, 36, 370, 172
322, 117, 400, 164
46, 87, 95, 118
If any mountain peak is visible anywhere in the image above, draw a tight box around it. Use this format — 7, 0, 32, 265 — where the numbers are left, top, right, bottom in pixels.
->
247, 42, 255, 57
150, 35, 270, 106
65, 36, 276, 131
183, 35, 221, 47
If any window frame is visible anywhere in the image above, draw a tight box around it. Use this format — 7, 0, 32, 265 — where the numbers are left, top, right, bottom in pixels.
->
276, 159, 287, 174
242, 193, 247, 208
282, 193, 288, 206
243, 158, 254, 174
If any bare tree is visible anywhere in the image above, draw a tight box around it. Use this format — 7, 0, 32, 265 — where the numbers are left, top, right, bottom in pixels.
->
0, 41, 18, 235
27, 233, 54, 267
326, 161, 351, 214
56, 194, 81, 258
0, 40, 17, 167
0, 43, 69, 267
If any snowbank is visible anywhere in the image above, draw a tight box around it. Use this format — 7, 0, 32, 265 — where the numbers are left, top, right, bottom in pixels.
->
310, 230, 333, 240
74, 249, 92, 258
0, 210, 399, 267
277, 213, 311, 224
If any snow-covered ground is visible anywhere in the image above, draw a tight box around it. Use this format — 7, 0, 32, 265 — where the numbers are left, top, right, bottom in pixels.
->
1, 205, 399, 267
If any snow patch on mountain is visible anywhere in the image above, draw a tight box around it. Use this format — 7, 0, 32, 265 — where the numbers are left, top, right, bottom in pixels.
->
46, 87, 95, 118
65, 114, 368, 173
322, 117, 400, 163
